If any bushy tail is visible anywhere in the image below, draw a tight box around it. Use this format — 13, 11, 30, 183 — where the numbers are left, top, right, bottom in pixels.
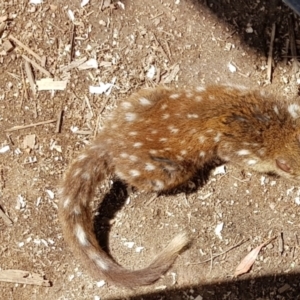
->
58, 144, 189, 288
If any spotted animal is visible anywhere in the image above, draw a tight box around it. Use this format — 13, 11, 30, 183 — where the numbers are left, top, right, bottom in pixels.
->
59, 85, 300, 288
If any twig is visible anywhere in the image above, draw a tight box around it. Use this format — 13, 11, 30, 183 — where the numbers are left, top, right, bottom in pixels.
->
152, 32, 170, 61
145, 194, 157, 205
22, 55, 52, 78
5, 119, 56, 132
150, 12, 164, 20
288, 16, 299, 72
267, 23, 276, 83
69, 23, 75, 63
0, 206, 13, 226
0, 270, 50, 286
94, 97, 111, 137
186, 238, 249, 265
55, 110, 63, 133
20, 64, 28, 109
100, 0, 104, 11
8, 35, 42, 62
24, 61, 36, 95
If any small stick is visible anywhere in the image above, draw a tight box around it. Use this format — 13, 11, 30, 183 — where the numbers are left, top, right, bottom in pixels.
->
0, 269, 50, 287
84, 95, 94, 117
69, 23, 75, 63
22, 55, 52, 78
152, 32, 170, 61
279, 232, 284, 254
8, 35, 42, 62
187, 238, 249, 265
100, 0, 104, 11
5, 119, 56, 132
24, 61, 36, 95
55, 110, 63, 133
0, 206, 13, 226
74, 130, 92, 135
288, 16, 299, 72
20, 64, 28, 109
150, 12, 164, 20
267, 23, 276, 83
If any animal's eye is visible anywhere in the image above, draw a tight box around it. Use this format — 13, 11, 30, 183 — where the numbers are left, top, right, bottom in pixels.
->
275, 158, 291, 173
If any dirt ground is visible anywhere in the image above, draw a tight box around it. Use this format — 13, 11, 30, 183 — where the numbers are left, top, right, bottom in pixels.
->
1, 0, 300, 299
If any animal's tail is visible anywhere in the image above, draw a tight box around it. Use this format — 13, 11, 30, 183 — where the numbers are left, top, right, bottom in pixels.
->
58, 144, 189, 288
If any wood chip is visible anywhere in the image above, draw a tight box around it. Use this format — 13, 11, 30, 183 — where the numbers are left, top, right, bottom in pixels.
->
36, 78, 68, 91
24, 61, 36, 95
23, 134, 36, 150
0, 269, 50, 287
162, 64, 180, 83
2, 40, 13, 52
8, 35, 42, 63
60, 57, 87, 72
0, 206, 13, 226
22, 54, 52, 78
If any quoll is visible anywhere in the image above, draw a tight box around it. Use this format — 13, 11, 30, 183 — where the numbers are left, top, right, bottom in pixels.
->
59, 85, 300, 288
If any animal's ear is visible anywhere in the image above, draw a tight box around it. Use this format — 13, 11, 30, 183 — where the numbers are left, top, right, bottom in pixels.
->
276, 158, 292, 173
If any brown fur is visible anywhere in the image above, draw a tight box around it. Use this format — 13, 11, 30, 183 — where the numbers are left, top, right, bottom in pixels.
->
59, 85, 300, 288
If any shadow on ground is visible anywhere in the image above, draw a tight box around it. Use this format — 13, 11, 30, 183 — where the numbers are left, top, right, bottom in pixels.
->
193, 0, 297, 58
108, 272, 300, 300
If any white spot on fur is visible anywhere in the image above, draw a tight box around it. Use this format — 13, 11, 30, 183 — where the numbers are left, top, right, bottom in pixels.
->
74, 205, 81, 215
170, 94, 180, 99
129, 131, 138, 136
162, 113, 170, 119
75, 224, 89, 246
209, 95, 216, 100
149, 149, 158, 155
187, 113, 199, 119
168, 126, 179, 134
63, 197, 71, 208
120, 152, 128, 158
145, 163, 156, 171
214, 132, 222, 142
199, 151, 206, 157
196, 86, 205, 92
199, 135, 206, 143
139, 97, 152, 106
111, 124, 118, 129
121, 101, 133, 109
180, 150, 187, 155
237, 149, 251, 156
195, 96, 203, 101
176, 155, 183, 161
125, 112, 137, 122
247, 159, 257, 165
129, 155, 138, 162
153, 180, 164, 191
258, 148, 266, 156
161, 104, 168, 110
77, 154, 87, 161
273, 105, 279, 115
151, 130, 158, 134
81, 172, 90, 180
129, 170, 140, 177
186, 92, 193, 98
288, 104, 300, 118
88, 251, 108, 270
159, 138, 168, 142
133, 142, 143, 148
73, 169, 81, 177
